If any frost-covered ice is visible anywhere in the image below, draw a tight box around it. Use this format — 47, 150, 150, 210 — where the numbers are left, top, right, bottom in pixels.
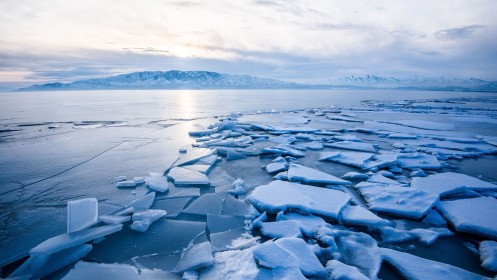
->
340, 205, 392, 228
355, 181, 439, 219
479, 240, 497, 272
381, 248, 491, 280
276, 212, 328, 237
167, 167, 210, 185
437, 196, 497, 240
259, 220, 302, 239
326, 260, 369, 280
144, 174, 170, 192
319, 151, 374, 169
130, 209, 167, 232
378, 225, 453, 245
411, 172, 497, 196
67, 198, 98, 233
247, 180, 350, 219
199, 247, 259, 280
172, 242, 214, 273
286, 163, 351, 185
274, 238, 327, 278
397, 153, 442, 170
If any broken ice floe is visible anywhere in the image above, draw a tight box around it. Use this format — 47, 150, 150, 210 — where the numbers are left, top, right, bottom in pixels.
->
411, 172, 497, 197
172, 242, 214, 274
167, 167, 210, 186
259, 220, 302, 239
479, 240, 497, 272
437, 196, 497, 240
247, 180, 350, 220
324, 141, 377, 153
354, 181, 439, 220
130, 209, 167, 232
286, 163, 351, 185
67, 198, 98, 233
340, 205, 392, 228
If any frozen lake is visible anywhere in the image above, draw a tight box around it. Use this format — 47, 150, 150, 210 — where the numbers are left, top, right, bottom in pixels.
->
1, 89, 497, 279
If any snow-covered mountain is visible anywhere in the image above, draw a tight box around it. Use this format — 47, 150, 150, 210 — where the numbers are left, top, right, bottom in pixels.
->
17, 71, 305, 91
330, 75, 497, 91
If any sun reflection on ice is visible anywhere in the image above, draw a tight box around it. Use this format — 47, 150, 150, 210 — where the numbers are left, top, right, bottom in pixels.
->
178, 90, 196, 120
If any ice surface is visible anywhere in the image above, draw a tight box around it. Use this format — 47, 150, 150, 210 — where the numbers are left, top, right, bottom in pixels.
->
342, 172, 370, 180
355, 181, 439, 219
130, 209, 167, 232
126, 192, 156, 210
183, 164, 212, 174
252, 241, 299, 269
275, 238, 327, 278
411, 172, 497, 196
226, 150, 247, 161
99, 214, 131, 224
67, 198, 98, 233
260, 220, 302, 238
172, 242, 214, 273
221, 194, 251, 215
326, 260, 369, 280
367, 173, 405, 186
210, 228, 248, 252
362, 152, 398, 170
182, 193, 225, 216
437, 196, 497, 240
116, 180, 139, 188
167, 167, 210, 185
276, 212, 328, 238
397, 153, 441, 170
340, 205, 392, 228
379, 226, 453, 245
145, 174, 170, 192
152, 197, 192, 218
247, 180, 351, 219
324, 141, 377, 153
306, 141, 324, 150
480, 240, 497, 272
199, 247, 259, 280
381, 248, 490, 280
62, 261, 179, 279
265, 159, 288, 174
9, 244, 92, 279
381, 120, 455, 131
207, 214, 245, 234
422, 209, 447, 226
319, 151, 374, 169
171, 148, 215, 168
286, 164, 351, 185
30, 224, 122, 255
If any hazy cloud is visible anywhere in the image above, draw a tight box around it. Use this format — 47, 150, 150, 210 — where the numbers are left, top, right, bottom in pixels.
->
435, 25, 484, 40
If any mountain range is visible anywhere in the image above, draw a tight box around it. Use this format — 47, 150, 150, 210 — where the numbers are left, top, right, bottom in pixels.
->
16, 71, 497, 92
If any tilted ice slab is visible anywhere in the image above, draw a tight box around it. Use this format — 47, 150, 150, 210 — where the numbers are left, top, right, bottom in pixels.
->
62, 261, 180, 280
340, 205, 392, 228
126, 192, 155, 210
319, 151, 374, 169
276, 212, 328, 237
172, 242, 214, 274
259, 220, 302, 239
411, 172, 497, 197
130, 209, 167, 232
274, 238, 327, 279
286, 164, 351, 185
247, 180, 351, 220
324, 141, 377, 153
144, 174, 170, 192
381, 248, 491, 280
30, 224, 122, 255
355, 181, 439, 220
397, 153, 441, 170
326, 260, 368, 280
479, 240, 497, 272
167, 167, 210, 185
170, 148, 216, 168
67, 198, 98, 233
437, 197, 497, 240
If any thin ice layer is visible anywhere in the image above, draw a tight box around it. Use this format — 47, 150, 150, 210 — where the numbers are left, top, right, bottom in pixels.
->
355, 181, 439, 220
324, 141, 377, 153
167, 167, 210, 185
286, 164, 351, 185
437, 197, 497, 240
247, 180, 351, 220
381, 248, 490, 280
172, 242, 214, 273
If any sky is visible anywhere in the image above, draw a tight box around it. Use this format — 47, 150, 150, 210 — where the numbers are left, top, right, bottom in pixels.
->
1, 0, 497, 88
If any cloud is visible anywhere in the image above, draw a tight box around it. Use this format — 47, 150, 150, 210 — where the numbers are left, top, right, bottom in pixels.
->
435, 25, 484, 40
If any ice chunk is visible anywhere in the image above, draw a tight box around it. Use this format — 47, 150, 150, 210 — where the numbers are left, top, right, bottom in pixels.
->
210, 228, 247, 252
306, 141, 323, 150
324, 141, 377, 153
222, 194, 251, 215
341, 172, 370, 180
99, 215, 131, 224
247, 180, 351, 220
326, 260, 369, 280
287, 164, 351, 185
62, 261, 140, 280
67, 198, 98, 233
397, 153, 441, 170
115, 175, 127, 182
422, 209, 447, 226
319, 151, 374, 169
367, 173, 405, 186
480, 240, 497, 272
379, 226, 453, 245
126, 192, 155, 210
381, 248, 490, 280
355, 181, 439, 219
116, 180, 138, 188
183, 164, 212, 174
172, 148, 216, 168
362, 152, 398, 170
276, 212, 328, 237
275, 238, 327, 278
167, 167, 210, 186
9, 244, 92, 279
182, 193, 225, 216
130, 209, 167, 232
226, 150, 247, 161
410, 169, 426, 177
392, 142, 406, 149
411, 172, 497, 197
133, 177, 145, 184
207, 214, 245, 234
30, 224, 122, 255
152, 197, 192, 218
260, 220, 302, 239
252, 241, 299, 269
231, 178, 247, 195
340, 205, 392, 228
145, 174, 170, 192
172, 242, 214, 273
437, 197, 497, 240
387, 133, 417, 139
199, 247, 259, 280
265, 161, 288, 174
